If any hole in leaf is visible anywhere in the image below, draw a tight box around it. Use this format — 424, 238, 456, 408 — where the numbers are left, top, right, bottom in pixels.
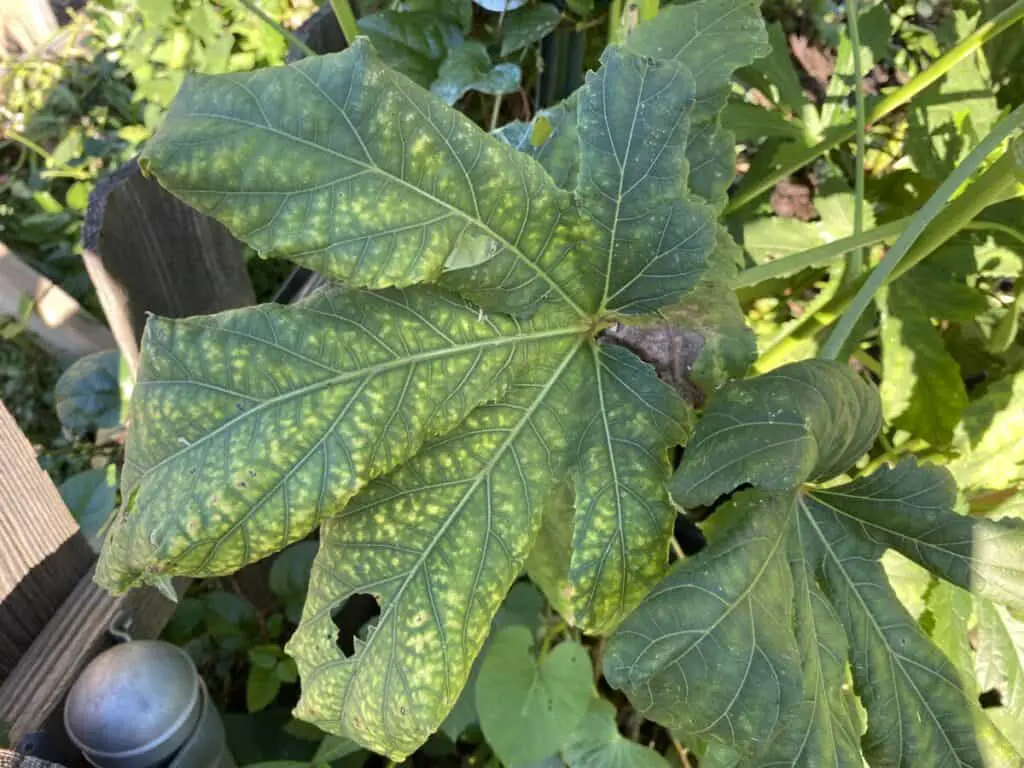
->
979, 688, 1003, 708
673, 515, 706, 559
690, 483, 753, 523
332, 593, 381, 657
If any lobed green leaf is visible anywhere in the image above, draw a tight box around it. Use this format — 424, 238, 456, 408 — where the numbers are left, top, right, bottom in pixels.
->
97, 287, 584, 591
140, 39, 593, 317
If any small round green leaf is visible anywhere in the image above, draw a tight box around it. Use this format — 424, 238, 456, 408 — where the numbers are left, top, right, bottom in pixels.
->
476, 626, 593, 767
55, 350, 121, 436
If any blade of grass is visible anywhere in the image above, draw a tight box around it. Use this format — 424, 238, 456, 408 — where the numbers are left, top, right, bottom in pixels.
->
236, 0, 316, 57
724, 0, 1024, 215
844, 0, 868, 283
732, 217, 909, 289
818, 103, 1024, 361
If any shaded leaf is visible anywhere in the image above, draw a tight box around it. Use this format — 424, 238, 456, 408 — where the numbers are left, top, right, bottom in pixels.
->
625, 0, 770, 209
744, 22, 806, 117
501, 4, 562, 56
431, 41, 521, 106
55, 349, 122, 436
575, 47, 714, 315
357, 11, 463, 88
476, 628, 593, 767
59, 465, 118, 552
604, 489, 803, 758
248, 665, 282, 712
670, 360, 880, 507
721, 101, 805, 143
608, 359, 1009, 764
495, 101, 579, 189
563, 698, 669, 768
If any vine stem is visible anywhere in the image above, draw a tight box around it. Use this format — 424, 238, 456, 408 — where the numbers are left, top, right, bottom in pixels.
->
818, 103, 1024, 361
235, 0, 316, 57
724, 0, 1024, 214
844, 0, 868, 283
330, 0, 361, 46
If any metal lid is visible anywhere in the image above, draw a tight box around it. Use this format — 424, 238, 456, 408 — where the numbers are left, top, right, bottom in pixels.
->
64, 640, 201, 767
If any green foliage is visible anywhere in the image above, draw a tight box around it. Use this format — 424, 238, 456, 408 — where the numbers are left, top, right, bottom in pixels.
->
54, 349, 123, 437
607, 359, 1024, 765
80, 0, 1024, 763
476, 628, 593, 766
95, 0, 771, 758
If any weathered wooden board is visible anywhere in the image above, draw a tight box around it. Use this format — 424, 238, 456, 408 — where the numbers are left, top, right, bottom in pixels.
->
81, 159, 255, 374
0, 403, 94, 680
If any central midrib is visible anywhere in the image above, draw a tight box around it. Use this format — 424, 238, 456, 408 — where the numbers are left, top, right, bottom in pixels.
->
134, 325, 589, 482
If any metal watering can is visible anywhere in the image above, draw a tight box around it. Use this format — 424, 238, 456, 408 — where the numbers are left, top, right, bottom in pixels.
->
63, 640, 236, 768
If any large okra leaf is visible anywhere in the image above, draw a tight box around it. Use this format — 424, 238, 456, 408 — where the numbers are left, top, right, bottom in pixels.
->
98, 0, 769, 758
606, 360, 1024, 766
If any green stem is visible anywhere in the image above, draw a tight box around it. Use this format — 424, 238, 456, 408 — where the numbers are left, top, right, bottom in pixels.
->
818, 104, 1024, 361
733, 217, 909, 289
724, 0, 1024, 215
961, 219, 1024, 248
236, 0, 316, 57
489, 93, 504, 132
608, 0, 625, 44
330, 0, 361, 46
845, 0, 868, 283
5, 131, 91, 180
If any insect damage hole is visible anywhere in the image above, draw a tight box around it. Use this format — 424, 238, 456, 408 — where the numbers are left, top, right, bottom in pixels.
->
331, 593, 382, 657
979, 689, 1003, 708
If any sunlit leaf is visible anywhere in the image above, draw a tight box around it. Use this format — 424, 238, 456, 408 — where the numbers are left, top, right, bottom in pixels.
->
879, 282, 968, 446
951, 370, 1024, 494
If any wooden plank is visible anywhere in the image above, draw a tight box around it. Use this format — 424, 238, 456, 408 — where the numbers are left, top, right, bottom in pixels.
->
0, 403, 94, 679
81, 159, 255, 374
0, 243, 116, 359
0, 569, 180, 748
